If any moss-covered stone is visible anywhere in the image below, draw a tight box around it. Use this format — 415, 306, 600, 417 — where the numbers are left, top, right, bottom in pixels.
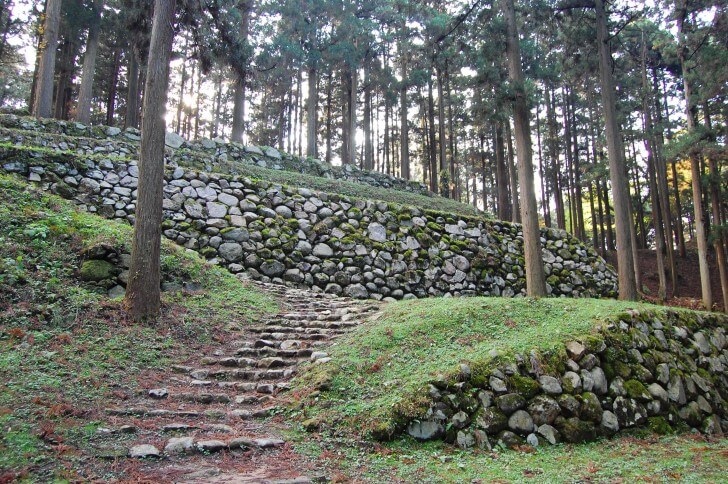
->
624, 379, 651, 401
647, 416, 673, 435
508, 375, 540, 400
559, 417, 596, 443
79, 259, 117, 282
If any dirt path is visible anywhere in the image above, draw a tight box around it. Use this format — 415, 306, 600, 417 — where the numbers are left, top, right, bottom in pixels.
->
95, 280, 379, 483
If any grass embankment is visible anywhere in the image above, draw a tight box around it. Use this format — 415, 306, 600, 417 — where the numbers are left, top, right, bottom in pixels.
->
0, 129, 485, 218
289, 297, 727, 481
0, 174, 277, 481
292, 297, 706, 437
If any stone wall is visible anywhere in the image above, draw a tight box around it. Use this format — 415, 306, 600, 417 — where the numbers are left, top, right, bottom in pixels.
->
405, 309, 727, 448
2, 145, 618, 301
0, 114, 429, 195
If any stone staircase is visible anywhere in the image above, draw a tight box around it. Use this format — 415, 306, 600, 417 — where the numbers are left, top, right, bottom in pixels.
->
95, 280, 379, 481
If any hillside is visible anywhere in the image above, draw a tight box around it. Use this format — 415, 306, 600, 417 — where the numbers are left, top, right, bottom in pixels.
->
0, 175, 726, 482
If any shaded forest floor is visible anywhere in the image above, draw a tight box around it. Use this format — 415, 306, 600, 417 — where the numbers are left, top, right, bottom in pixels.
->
605, 247, 726, 312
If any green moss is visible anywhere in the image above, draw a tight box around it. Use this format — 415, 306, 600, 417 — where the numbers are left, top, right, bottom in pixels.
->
427, 222, 443, 232
508, 375, 539, 399
624, 379, 650, 400
79, 259, 117, 282
648, 416, 674, 435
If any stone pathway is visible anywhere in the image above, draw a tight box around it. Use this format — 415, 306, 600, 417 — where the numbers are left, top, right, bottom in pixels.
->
97, 280, 378, 482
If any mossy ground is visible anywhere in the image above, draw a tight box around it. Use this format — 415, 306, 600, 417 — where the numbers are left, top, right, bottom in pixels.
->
0, 174, 277, 481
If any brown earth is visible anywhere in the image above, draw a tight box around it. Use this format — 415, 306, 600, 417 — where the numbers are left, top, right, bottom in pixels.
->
605, 247, 726, 312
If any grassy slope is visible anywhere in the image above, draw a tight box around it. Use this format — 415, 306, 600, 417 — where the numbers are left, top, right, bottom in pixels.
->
292, 297, 714, 436
0, 135, 485, 219
293, 431, 727, 482
0, 174, 277, 481
289, 297, 727, 481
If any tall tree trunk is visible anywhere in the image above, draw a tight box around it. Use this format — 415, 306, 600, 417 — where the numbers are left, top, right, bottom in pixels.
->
704, 104, 728, 311
32, 0, 62, 118
495, 121, 510, 221
535, 102, 550, 226
506, 120, 520, 223
125, 0, 176, 321
546, 86, 565, 230
570, 93, 585, 240
643, 108, 668, 300
446, 65, 456, 198
641, 35, 677, 298
212, 70, 222, 138
436, 64, 447, 196
53, 39, 74, 119
364, 57, 374, 170
348, 63, 357, 165
427, 76, 438, 193
502, 0, 546, 296
399, 49, 409, 179
231, 0, 251, 143
106, 47, 120, 125
657, 71, 687, 257
125, 47, 141, 128
595, 0, 637, 300
325, 71, 332, 164
76, 0, 103, 124
306, 63, 317, 158
175, 38, 188, 134
676, 0, 712, 309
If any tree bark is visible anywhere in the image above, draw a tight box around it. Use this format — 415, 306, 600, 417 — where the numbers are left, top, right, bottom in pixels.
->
495, 120, 510, 221
106, 47, 120, 125
306, 63, 317, 157
502, 0, 546, 296
676, 0, 712, 309
506, 119, 520, 222
427, 76, 438, 193
231, 0, 251, 143
76, 0, 103, 124
704, 104, 728, 311
436, 64, 447, 196
595, 0, 637, 300
125, 47, 141, 128
32, 0, 62, 118
399, 47, 409, 179
125, 0, 176, 322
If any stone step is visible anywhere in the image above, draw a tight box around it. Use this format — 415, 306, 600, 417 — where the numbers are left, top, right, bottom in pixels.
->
260, 319, 359, 329
250, 326, 344, 336
258, 332, 332, 341
128, 435, 286, 458
234, 347, 313, 358
187, 368, 295, 382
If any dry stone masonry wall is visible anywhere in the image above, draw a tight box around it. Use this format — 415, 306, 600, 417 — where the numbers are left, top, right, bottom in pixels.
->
406, 309, 727, 449
0, 114, 429, 195
1, 118, 618, 301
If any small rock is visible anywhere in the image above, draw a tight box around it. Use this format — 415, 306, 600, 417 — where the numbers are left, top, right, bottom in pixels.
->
196, 440, 227, 453
565, 341, 586, 361
165, 437, 194, 455
148, 388, 168, 399
538, 375, 562, 395
407, 421, 444, 440
253, 438, 286, 448
537, 424, 558, 445
508, 410, 534, 435
129, 444, 161, 458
